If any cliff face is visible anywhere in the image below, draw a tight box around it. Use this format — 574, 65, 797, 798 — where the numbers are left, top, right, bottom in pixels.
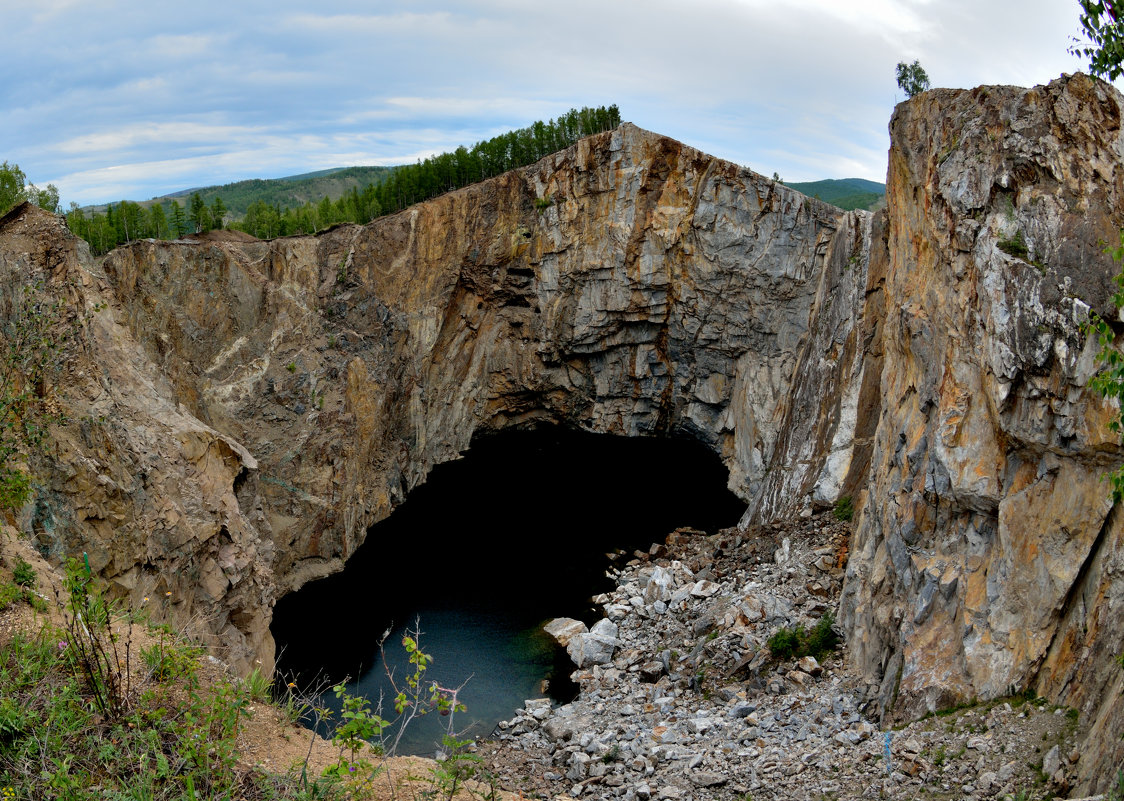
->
2, 74, 1123, 792
97, 125, 879, 602
3, 124, 869, 674
840, 74, 1124, 789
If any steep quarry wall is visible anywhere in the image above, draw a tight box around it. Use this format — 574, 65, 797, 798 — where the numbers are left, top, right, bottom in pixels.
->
95, 124, 873, 604
839, 74, 1124, 790
2, 73, 1123, 792
2, 124, 867, 676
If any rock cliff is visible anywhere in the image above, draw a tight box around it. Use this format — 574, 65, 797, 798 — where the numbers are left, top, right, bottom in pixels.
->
1, 73, 1122, 793
839, 74, 1124, 791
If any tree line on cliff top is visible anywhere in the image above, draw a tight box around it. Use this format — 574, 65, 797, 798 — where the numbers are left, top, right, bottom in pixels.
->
51, 104, 621, 252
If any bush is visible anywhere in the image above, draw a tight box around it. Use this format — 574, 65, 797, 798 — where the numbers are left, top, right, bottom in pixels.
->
767, 626, 804, 660
832, 496, 854, 521
805, 611, 841, 657
11, 557, 36, 588
768, 612, 840, 661
998, 230, 1029, 260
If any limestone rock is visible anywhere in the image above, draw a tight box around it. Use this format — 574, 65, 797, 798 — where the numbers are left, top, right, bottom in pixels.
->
839, 74, 1124, 794
544, 617, 587, 647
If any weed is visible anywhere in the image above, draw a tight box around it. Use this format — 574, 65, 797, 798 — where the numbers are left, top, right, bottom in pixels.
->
60, 556, 132, 720
1107, 769, 1124, 801
429, 734, 485, 800
0, 583, 23, 612
241, 665, 271, 701
833, 496, 854, 521
0, 280, 77, 512
768, 611, 840, 661
998, 229, 1030, 260
11, 557, 35, 588
535, 194, 553, 211
1, 568, 474, 801
287, 361, 297, 373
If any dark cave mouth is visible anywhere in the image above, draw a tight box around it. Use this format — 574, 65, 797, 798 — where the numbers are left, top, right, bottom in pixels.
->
270, 425, 746, 753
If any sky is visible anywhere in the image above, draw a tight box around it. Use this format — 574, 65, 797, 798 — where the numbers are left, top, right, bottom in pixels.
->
0, 0, 1098, 207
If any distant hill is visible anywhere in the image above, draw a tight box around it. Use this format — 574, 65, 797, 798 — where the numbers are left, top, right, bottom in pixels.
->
126, 166, 395, 217
787, 178, 885, 211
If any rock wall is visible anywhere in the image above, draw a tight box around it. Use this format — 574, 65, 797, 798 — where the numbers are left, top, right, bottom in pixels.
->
3, 74, 1123, 793
839, 74, 1124, 792
2, 124, 867, 677
0, 205, 275, 673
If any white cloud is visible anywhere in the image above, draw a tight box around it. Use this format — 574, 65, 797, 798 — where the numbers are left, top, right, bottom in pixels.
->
6, 0, 1109, 205
54, 122, 263, 156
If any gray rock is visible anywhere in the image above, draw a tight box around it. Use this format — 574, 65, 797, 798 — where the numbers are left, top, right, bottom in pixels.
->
729, 702, 757, 719
1042, 744, 1062, 778
689, 771, 727, 787
567, 630, 621, 667
544, 618, 588, 647
643, 568, 674, 605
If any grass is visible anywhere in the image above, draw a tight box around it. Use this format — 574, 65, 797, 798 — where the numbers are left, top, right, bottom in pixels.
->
0, 565, 339, 801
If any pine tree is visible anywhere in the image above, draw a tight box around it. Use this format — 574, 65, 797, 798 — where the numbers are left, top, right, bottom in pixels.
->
169, 201, 187, 238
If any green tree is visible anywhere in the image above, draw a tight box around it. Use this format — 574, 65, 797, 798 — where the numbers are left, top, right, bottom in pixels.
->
896, 60, 931, 98
169, 200, 187, 238
188, 192, 210, 233
149, 202, 168, 239
1072, 1, 1124, 80
0, 161, 28, 213
29, 184, 60, 214
210, 196, 227, 230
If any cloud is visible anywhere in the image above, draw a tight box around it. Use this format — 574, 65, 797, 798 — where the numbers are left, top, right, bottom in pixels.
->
54, 122, 264, 156
4, 0, 1106, 205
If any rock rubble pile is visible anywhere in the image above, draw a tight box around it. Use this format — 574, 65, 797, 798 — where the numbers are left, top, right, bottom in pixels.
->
485, 513, 1082, 801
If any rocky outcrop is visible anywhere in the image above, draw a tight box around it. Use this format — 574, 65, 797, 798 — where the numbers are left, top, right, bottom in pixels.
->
3, 125, 866, 679
839, 74, 1124, 792
0, 204, 275, 673
2, 73, 1123, 794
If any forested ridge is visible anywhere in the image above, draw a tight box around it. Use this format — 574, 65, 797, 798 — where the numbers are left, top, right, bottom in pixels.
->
62, 105, 621, 252
785, 178, 884, 211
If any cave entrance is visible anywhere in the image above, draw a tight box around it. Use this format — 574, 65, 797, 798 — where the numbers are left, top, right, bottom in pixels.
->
271, 426, 746, 754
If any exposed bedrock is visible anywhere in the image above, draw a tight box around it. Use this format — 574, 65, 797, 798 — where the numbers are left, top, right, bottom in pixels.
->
839, 74, 1124, 792
2, 123, 868, 677
2, 73, 1122, 793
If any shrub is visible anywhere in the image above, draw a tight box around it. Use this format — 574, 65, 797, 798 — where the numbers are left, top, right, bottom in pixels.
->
998, 230, 1030, 260
768, 612, 840, 661
832, 496, 854, 521
767, 626, 804, 660
11, 557, 35, 588
805, 611, 841, 658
